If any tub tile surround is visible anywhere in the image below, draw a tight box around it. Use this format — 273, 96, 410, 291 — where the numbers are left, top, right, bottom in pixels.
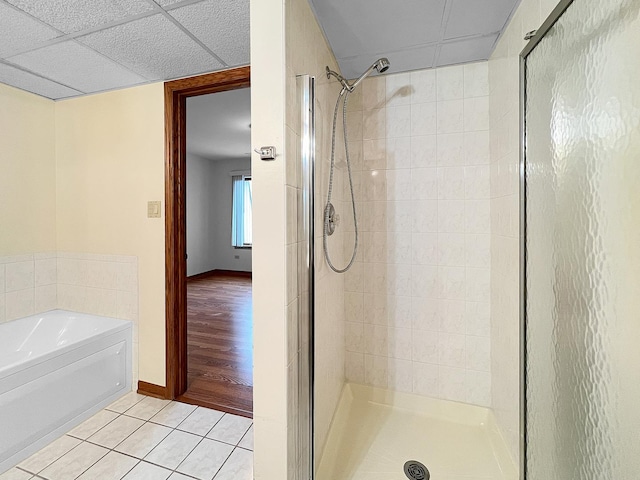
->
0, 393, 253, 480
0, 252, 140, 386
344, 62, 492, 407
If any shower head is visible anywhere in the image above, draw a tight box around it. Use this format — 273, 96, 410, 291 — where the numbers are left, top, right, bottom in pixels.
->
374, 57, 390, 73
348, 57, 391, 91
326, 58, 391, 92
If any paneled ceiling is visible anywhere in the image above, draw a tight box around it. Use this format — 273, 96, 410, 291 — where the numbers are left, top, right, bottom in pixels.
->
0, 0, 248, 100
310, 0, 522, 79
0, 0, 521, 100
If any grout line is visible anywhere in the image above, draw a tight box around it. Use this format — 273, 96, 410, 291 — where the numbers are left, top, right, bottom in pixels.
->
15, 401, 253, 480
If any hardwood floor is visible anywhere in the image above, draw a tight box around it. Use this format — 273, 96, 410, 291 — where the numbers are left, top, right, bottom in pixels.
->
180, 272, 253, 418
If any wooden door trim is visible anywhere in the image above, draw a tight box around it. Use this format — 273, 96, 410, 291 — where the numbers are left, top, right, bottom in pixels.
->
165, 66, 251, 399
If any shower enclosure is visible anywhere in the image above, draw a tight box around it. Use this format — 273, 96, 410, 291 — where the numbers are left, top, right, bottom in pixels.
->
293, 0, 640, 478
522, 0, 640, 478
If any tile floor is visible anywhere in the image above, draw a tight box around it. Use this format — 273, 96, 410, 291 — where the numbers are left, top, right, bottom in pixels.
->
0, 392, 253, 480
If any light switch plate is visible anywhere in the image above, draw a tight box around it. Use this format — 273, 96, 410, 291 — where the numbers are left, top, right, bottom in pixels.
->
147, 201, 161, 218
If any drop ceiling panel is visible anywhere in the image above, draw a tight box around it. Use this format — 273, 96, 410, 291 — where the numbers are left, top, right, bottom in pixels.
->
8, 41, 146, 93
0, 62, 81, 99
5, 0, 154, 34
436, 34, 499, 66
312, 0, 446, 59
169, 0, 250, 66
311, 0, 520, 78
444, 0, 516, 39
0, 3, 61, 58
78, 14, 223, 81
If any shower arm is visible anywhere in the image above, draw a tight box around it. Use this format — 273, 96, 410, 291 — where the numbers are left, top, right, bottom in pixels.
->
325, 67, 352, 93
326, 58, 390, 93
325, 66, 371, 93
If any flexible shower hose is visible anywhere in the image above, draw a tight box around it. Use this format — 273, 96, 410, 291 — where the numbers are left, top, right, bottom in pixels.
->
323, 87, 359, 273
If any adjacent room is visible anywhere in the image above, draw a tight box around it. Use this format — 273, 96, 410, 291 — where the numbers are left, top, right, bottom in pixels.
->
183, 88, 253, 417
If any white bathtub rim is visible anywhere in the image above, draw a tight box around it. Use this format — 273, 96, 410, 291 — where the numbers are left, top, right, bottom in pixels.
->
0, 309, 132, 380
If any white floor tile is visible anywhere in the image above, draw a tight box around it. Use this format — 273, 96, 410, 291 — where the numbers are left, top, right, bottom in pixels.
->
214, 448, 253, 480
124, 397, 171, 421
106, 392, 146, 414
238, 425, 253, 451
115, 422, 172, 459
76, 451, 138, 480
88, 415, 144, 449
39, 442, 108, 480
18, 436, 81, 474
121, 462, 171, 480
175, 439, 233, 480
206, 414, 252, 445
68, 410, 119, 440
144, 430, 201, 470
0, 468, 33, 480
149, 402, 196, 428
176, 407, 224, 437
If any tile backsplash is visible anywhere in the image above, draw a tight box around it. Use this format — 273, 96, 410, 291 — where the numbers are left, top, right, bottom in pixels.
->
0, 251, 139, 386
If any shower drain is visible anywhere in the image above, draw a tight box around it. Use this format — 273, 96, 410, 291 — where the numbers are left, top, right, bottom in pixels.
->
403, 460, 430, 480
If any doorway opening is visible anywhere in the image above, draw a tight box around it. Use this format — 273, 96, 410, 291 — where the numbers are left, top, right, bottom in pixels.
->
165, 66, 252, 418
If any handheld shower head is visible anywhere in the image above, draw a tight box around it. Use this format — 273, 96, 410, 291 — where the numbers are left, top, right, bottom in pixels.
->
348, 57, 391, 91
374, 57, 390, 73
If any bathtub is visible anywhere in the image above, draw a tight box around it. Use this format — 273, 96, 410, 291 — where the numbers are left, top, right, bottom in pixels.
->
0, 310, 132, 473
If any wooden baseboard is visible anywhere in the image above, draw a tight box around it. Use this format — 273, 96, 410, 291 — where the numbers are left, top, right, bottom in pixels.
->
137, 381, 168, 399
187, 269, 252, 280
176, 393, 253, 419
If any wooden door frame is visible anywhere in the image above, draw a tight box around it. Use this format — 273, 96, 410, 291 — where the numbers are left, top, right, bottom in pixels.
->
164, 66, 251, 400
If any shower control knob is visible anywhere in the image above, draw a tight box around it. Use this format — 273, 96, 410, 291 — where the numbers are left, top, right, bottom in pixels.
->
326, 203, 338, 236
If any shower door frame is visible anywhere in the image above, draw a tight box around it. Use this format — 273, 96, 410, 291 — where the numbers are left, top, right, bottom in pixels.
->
519, 0, 577, 478
298, 74, 316, 480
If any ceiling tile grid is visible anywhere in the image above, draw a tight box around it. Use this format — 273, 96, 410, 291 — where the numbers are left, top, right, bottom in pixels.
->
0, 0, 249, 100
0, 0, 521, 100
77, 14, 223, 82
4, 0, 154, 34
0, 62, 81, 99
0, 2, 61, 58
168, 0, 249, 67
8, 41, 147, 94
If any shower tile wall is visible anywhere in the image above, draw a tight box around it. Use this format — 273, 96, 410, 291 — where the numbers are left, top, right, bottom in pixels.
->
284, 0, 345, 475
0, 251, 140, 386
343, 63, 492, 406
489, 0, 559, 463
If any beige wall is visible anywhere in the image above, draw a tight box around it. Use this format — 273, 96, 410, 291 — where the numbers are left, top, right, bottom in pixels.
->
0, 83, 56, 256
250, 0, 289, 478
55, 83, 166, 386
489, 0, 560, 465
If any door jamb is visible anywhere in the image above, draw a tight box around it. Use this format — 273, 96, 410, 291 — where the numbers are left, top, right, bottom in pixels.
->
164, 66, 251, 399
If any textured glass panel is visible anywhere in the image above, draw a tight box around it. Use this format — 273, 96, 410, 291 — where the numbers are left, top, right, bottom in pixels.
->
525, 0, 640, 478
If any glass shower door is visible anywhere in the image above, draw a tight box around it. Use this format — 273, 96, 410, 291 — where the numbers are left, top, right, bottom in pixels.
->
523, 0, 640, 478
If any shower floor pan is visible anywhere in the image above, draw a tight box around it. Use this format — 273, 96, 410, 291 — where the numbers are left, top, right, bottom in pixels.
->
317, 383, 517, 480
